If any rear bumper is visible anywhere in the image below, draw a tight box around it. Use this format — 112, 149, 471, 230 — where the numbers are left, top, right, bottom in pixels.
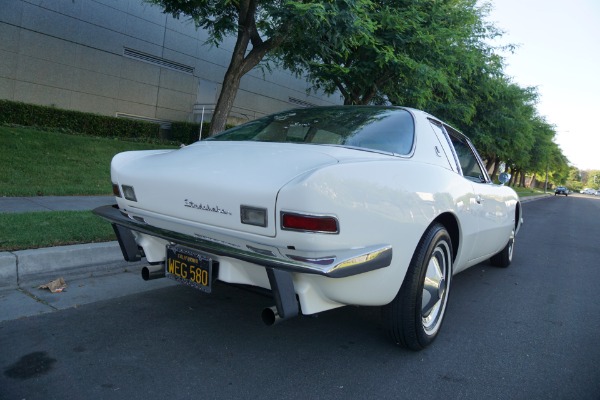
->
93, 205, 393, 279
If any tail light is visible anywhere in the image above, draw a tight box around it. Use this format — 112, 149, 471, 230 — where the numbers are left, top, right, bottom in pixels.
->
281, 212, 339, 234
112, 183, 121, 197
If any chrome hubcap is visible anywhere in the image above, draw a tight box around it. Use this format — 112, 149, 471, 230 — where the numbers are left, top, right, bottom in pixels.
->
422, 241, 451, 334
508, 230, 515, 261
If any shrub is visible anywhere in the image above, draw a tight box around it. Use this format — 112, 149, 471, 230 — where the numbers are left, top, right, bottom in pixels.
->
169, 121, 210, 144
0, 100, 160, 140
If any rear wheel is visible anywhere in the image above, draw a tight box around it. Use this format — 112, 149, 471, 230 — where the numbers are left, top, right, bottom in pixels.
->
382, 223, 452, 350
490, 229, 515, 268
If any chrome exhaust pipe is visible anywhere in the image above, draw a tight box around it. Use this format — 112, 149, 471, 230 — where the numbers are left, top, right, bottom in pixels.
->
142, 264, 165, 281
261, 306, 283, 326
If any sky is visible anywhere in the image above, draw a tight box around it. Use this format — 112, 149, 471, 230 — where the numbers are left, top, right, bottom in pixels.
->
486, 0, 600, 171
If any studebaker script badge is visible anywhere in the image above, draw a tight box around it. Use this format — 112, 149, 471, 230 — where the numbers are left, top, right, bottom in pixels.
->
184, 199, 232, 215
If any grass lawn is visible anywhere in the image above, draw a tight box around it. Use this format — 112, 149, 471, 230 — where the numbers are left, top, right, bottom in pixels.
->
0, 125, 176, 250
513, 186, 549, 198
0, 125, 175, 196
0, 210, 116, 251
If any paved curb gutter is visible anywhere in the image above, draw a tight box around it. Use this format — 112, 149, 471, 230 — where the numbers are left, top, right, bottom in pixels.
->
0, 241, 143, 290
519, 194, 552, 203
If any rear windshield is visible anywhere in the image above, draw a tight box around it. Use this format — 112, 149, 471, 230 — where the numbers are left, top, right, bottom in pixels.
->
205, 107, 415, 155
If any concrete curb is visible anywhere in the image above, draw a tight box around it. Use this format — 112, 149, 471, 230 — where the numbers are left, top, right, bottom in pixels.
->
519, 194, 552, 203
1, 241, 143, 290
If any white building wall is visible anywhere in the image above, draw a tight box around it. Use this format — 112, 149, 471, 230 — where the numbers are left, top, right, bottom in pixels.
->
0, 0, 341, 124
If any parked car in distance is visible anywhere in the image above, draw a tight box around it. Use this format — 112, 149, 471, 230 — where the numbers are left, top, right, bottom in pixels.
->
581, 188, 596, 195
555, 186, 568, 196
94, 106, 523, 351
595, 190, 600, 196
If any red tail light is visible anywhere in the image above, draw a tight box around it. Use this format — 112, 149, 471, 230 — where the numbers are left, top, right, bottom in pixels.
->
281, 212, 339, 233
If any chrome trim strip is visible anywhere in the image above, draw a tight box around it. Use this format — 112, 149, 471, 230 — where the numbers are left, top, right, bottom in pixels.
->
93, 205, 392, 278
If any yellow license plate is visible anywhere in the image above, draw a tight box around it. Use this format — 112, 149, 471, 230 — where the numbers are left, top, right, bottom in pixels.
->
166, 245, 214, 293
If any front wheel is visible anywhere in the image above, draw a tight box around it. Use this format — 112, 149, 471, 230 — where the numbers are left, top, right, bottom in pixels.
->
490, 229, 515, 268
382, 223, 453, 351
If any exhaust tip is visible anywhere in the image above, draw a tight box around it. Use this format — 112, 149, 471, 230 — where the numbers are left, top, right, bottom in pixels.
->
142, 265, 165, 281
261, 306, 280, 326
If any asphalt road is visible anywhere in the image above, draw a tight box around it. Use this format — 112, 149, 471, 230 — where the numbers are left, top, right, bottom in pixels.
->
1, 194, 599, 400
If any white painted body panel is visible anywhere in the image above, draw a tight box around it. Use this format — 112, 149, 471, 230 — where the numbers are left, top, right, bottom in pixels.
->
109, 108, 521, 315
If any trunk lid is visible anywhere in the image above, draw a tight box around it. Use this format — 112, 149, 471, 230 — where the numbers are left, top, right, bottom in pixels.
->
113, 142, 340, 236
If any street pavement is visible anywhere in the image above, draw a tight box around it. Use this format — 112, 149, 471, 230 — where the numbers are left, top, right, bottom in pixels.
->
0, 193, 552, 322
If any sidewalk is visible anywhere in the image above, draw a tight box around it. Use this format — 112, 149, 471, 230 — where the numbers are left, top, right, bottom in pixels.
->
0, 195, 114, 213
0, 195, 178, 322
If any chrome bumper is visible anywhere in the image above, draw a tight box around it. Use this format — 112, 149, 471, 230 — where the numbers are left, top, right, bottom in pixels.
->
93, 205, 393, 279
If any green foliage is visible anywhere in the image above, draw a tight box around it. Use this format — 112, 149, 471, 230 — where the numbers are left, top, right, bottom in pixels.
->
0, 100, 161, 140
577, 170, 600, 189
169, 121, 210, 144
464, 77, 538, 166
147, 0, 376, 134
280, 0, 498, 109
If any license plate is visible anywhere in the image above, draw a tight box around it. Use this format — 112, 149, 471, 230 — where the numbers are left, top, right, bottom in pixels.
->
166, 245, 214, 293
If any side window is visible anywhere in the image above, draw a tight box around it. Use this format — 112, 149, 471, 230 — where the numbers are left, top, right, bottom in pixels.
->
445, 126, 489, 183
429, 120, 460, 173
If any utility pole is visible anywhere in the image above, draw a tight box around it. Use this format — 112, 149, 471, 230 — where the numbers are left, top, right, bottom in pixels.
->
544, 163, 549, 193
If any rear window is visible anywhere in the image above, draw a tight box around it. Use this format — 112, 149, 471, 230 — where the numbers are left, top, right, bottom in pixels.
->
205, 107, 415, 155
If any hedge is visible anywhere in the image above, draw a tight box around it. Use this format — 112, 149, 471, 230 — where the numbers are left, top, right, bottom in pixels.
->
0, 100, 205, 143
170, 121, 210, 144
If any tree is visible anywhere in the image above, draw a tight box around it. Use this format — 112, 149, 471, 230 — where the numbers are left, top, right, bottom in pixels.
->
458, 74, 538, 182
148, 0, 374, 135
281, 0, 499, 118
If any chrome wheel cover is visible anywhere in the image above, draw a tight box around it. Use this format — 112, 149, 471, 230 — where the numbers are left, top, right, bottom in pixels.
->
507, 229, 515, 262
421, 240, 451, 335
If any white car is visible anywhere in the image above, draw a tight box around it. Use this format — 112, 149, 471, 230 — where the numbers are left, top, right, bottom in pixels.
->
94, 106, 522, 350
582, 188, 595, 195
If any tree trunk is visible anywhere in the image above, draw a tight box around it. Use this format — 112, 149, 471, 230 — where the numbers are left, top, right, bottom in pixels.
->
508, 167, 516, 186
490, 157, 500, 183
208, 0, 281, 136
519, 171, 526, 187
209, 65, 244, 136
529, 175, 536, 188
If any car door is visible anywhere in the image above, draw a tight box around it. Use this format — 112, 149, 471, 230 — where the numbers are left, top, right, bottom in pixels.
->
443, 126, 509, 261
428, 121, 478, 264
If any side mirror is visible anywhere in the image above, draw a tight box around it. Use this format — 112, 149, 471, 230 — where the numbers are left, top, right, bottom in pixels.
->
498, 172, 511, 185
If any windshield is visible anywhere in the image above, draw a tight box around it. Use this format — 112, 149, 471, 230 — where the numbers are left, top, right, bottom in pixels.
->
205, 106, 415, 155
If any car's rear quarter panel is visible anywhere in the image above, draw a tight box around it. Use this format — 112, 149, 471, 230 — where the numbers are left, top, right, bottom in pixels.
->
275, 158, 477, 306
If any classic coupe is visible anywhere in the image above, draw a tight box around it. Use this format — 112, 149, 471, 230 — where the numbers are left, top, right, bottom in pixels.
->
94, 106, 522, 351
